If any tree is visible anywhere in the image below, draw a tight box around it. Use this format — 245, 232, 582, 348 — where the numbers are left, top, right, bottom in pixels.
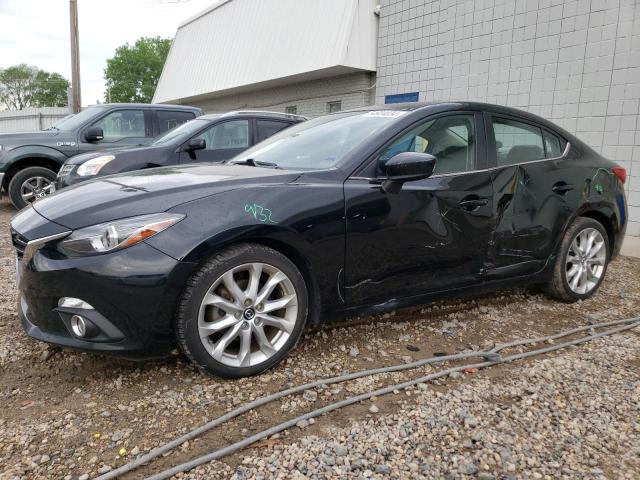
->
104, 36, 172, 103
0, 64, 69, 110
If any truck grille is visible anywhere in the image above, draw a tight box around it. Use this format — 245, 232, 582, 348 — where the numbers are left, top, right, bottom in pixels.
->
11, 229, 28, 260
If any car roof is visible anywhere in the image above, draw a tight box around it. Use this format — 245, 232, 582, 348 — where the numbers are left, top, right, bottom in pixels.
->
95, 103, 202, 112
342, 101, 573, 139
199, 110, 308, 122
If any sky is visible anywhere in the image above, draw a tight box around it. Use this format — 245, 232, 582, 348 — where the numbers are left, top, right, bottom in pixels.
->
0, 0, 215, 107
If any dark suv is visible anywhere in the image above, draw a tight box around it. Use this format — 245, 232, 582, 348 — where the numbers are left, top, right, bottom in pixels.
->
0, 103, 202, 209
56, 111, 306, 189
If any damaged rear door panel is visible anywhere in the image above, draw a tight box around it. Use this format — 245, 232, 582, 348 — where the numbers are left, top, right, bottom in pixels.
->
484, 113, 580, 279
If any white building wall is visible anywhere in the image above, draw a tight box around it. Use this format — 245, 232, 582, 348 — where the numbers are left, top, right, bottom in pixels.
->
194, 72, 375, 118
0, 107, 69, 133
376, 0, 640, 238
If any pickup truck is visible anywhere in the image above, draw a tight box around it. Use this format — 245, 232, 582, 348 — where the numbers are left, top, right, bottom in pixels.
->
0, 103, 202, 209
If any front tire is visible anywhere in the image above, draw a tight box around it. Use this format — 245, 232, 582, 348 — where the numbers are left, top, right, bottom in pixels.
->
175, 244, 308, 378
545, 217, 610, 302
8, 166, 57, 210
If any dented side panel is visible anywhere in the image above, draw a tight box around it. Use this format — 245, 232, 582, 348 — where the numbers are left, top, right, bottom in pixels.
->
344, 171, 493, 306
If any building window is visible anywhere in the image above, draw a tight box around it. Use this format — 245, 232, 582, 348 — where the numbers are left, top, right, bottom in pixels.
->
327, 101, 342, 113
385, 92, 419, 104
285, 106, 297, 114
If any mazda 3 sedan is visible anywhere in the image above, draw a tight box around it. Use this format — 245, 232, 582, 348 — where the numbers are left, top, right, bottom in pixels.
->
11, 102, 628, 378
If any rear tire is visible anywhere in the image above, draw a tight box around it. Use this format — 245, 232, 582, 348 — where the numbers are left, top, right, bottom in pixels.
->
175, 244, 308, 378
545, 217, 610, 302
8, 166, 57, 210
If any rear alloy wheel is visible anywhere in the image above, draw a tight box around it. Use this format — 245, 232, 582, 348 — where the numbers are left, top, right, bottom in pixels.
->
545, 217, 610, 302
8, 166, 57, 210
176, 244, 308, 377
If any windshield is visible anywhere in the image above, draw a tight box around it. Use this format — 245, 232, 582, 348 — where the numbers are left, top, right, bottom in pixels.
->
151, 118, 212, 146
230, 111, 404, 170
45, 114, 76, 130
48, 105, 107, 131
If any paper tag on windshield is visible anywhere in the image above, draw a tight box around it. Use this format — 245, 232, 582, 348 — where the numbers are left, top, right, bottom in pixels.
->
361, 110, 407, 118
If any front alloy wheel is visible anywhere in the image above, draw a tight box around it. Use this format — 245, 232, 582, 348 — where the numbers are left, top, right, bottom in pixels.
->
198, 263, 298, 368
176, 244, 308, 377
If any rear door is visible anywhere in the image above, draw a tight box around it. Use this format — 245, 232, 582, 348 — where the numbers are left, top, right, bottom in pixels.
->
180, 119, 251, 163
344, 112, 494, 306
485, 113, 574, 279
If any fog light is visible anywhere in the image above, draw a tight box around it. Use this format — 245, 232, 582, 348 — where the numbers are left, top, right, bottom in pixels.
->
58, 297, 94, 309
70, 315, 87, 337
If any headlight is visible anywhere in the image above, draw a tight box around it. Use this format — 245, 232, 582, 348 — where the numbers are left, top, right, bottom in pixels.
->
58, 164, 75, 178
58, 213, 185, 256
76, 155, 115, 176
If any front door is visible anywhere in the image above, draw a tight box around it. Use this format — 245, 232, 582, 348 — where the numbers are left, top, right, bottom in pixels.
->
180, 119, 251, 163
344, 113, 494, 306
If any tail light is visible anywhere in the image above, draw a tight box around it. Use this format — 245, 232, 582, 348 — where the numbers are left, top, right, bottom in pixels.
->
611, 166, 626, 184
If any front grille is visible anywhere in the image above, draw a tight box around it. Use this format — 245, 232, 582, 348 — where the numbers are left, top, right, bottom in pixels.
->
11, 229, 28, 260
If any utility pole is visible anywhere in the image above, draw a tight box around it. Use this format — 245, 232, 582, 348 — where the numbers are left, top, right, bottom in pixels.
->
69, 0, 81, 113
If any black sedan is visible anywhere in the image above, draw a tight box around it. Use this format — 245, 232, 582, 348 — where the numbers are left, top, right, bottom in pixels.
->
55, 111, 306, 188
11, 102, 628, 378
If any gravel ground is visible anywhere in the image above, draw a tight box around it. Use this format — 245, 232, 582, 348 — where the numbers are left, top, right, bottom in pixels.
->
0, 198, 639, 480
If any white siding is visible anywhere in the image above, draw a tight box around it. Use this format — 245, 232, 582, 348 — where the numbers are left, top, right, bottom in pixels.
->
191, 72, 375, 118
154, 0, 379, 104
0, 107, 70, 133
376, 0, 640, 237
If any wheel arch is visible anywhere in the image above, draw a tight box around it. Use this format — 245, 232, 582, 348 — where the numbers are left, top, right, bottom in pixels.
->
180, 230, 323, 326
560, 202, 620, 259
2, 153, 64, 189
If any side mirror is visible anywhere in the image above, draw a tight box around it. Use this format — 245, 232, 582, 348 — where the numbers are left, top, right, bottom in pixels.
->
185, 138, 206, 151
381, 152, 437, 194
85, 127, 104, 143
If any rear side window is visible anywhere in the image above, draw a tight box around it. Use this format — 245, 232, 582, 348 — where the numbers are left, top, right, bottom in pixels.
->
543, 130, 563, 157
256, 120, 291, 143
492, 118, 545, 166
157, 110, 196, 134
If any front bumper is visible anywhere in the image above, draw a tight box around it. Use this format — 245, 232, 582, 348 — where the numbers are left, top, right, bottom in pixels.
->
13, 214, 197, 359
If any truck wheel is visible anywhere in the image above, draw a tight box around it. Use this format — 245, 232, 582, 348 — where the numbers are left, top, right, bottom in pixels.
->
8, 167, 57, 210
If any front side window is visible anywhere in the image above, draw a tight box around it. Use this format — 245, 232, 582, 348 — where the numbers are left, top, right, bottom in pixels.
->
493, 118, 545, 166
91, 109, 146, 141
377, 115, 475, 176
194, 120, 249, 150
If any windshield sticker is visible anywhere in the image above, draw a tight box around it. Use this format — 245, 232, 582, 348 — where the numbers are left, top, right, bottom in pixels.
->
245, 203, 277, 223
361, 110, 407, 118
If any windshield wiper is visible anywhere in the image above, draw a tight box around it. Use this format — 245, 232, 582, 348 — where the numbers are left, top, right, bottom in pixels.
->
228, 158, 280, 169
45, 126, 59, 131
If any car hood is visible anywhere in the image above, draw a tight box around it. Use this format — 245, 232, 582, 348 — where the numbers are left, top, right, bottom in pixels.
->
64, 144, 159, 165
0, 130, 62, 145
32, 163, 300, 229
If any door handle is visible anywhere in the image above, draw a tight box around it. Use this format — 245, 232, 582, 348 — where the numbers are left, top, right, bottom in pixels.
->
459, 197, 489, 211
552, 182, 574, 195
